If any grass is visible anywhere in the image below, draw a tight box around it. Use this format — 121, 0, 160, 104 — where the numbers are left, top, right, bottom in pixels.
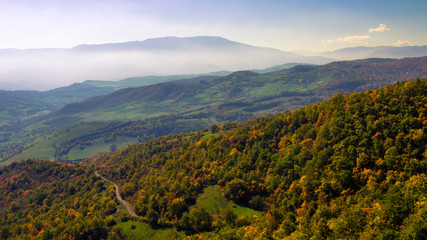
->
67, 136, 138, 160
6, 122, 115, 162
193, 185, 262, 217
118, 221, 186, 240
66, 139, 110, 160
97, 174, 187, 240
115, 185, 260, 239
76, 103, 176, 122
9, 136, 56, 162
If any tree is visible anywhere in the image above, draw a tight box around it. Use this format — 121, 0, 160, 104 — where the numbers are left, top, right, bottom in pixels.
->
223, 208, 237, 226
189, 208, 213, 232
223, 179, 248, 201
105, 200, 117, 215
147, 208, 160, 225
210, 124, 219, 133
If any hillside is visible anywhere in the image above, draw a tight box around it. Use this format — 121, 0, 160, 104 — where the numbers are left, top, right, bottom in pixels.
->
0, 73, 230, 127
2, 57, 427, 164
0, 159, 133, 239
56, 57, 427, 116
86, 78, 427, 239
0, 66, 290, 129
1, 79, 425, 239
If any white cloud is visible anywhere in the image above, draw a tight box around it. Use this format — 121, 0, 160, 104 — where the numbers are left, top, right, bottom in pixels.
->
369, 24, 390, 32
394, 40, 413, 47
337, 35, 371, 43
325, 35, 370, 44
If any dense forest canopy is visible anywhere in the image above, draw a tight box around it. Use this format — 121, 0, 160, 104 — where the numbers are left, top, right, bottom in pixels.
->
1, 79, 426, 239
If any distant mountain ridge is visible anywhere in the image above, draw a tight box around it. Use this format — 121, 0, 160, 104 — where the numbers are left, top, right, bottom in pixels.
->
71, 36, 277, 52
0, 36, 330, 91
319, 45, 427, 60
1, 36, 426, 91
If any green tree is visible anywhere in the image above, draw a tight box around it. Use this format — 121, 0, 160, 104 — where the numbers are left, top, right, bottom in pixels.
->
189, 208, 213, 232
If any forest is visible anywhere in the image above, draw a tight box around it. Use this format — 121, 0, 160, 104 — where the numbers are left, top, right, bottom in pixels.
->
0, 78, 426, 239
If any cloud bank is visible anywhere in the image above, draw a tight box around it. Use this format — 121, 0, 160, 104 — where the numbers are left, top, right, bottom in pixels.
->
336, 35, 371, 43
394, 40, 413, 47
325, 24, 390, 45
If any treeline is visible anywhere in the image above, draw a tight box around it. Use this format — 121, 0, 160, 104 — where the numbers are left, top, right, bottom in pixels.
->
88, 79, 426, 239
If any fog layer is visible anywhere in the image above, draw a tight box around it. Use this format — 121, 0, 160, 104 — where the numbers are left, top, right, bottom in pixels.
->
0, 37, 330, 90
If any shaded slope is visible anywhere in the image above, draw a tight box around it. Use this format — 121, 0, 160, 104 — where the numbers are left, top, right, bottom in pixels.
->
56, 57, 427, 116
59, 82, 207, 114
0, 73, 226, 128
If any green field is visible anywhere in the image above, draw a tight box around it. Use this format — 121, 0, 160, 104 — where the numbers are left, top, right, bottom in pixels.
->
119, 221, 185, 240
117, 185, 261, 239
192, 185, 262, 217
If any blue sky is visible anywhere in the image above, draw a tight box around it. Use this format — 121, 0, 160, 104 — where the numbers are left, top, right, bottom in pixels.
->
1, 0, 426, 51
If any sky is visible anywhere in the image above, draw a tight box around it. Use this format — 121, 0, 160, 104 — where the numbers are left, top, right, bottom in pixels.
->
1, 0, 426, 52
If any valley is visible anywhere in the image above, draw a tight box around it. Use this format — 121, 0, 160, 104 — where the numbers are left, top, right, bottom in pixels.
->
1, 57, 427, 164
2, 1, 427, 239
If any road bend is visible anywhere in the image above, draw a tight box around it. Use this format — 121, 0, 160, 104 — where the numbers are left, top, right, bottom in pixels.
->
95, 170, 139, 217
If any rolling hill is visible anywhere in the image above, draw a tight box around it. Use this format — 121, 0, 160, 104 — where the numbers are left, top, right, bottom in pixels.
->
1, 57, 427, 164
55, 57, 427, 118
0, 73, 231, 128
0, 64, 295, 128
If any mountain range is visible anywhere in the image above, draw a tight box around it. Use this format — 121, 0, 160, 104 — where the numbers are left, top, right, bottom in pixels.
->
0, 37, 329, 91
319, 45, 427, 60
2, 36, 427, 91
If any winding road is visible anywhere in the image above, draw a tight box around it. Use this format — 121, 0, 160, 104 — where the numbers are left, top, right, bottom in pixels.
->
95, 170, 139, 217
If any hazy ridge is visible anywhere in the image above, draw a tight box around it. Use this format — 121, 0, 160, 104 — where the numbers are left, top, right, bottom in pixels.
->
2, 36, 427, 91
0, 36, 330, 91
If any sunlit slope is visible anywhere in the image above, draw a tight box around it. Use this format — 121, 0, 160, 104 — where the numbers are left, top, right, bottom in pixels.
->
85, 79, 426, 239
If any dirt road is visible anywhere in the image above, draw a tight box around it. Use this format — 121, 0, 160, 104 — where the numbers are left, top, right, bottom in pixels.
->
95, 170, 139, 217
